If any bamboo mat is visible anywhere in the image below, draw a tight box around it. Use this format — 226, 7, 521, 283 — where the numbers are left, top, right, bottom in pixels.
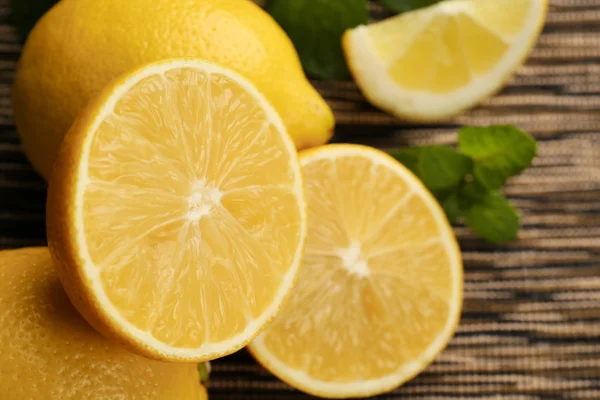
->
2, 0, 600, 399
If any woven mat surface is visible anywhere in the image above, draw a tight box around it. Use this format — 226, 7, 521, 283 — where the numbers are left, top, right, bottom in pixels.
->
2, 0, 600, 399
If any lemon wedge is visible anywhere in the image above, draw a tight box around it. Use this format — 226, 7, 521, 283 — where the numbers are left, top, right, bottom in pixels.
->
343, 0, 548, 120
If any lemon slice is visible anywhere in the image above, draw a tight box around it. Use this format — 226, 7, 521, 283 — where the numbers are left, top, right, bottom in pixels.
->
343, 0, 548, 120
47, 59, 306, 362
249, 144, 463, 398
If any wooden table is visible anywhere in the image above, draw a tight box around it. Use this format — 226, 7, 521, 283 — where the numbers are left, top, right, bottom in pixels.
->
1, 0, 599, 398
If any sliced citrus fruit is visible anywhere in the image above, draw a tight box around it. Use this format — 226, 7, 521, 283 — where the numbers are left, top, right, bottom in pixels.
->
343, 0, 548, 120
47, 58, 306, 362
248, 144, 463, 398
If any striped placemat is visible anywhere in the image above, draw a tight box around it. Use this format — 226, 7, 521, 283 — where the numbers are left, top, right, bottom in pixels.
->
1, 0, 600, 398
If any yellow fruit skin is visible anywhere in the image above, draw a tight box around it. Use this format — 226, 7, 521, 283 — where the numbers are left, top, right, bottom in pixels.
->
0, 247, 207, 400
13, 0, 334, 179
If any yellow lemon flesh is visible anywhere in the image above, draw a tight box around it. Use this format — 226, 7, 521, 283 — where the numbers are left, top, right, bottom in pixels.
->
343, 0, 548, 120
249, 144, 463, 398
0, 247, 207, 400
47, 59, 307, 362
13, 0, 334, 179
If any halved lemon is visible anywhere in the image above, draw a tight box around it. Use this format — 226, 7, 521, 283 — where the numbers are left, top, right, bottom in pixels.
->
343, 0, 548, 120
47, 58, 307, 362
249, 144, 463, 398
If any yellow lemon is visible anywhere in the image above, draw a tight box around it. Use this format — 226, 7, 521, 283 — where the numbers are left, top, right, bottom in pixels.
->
47, 59, 307, 362
249, 144, 463, 398
343, 0, 548, 120
13, 0, 334, 179
0, 247, 207, 400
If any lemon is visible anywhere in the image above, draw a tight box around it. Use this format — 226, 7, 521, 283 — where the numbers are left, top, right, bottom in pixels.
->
343, 0, 548, 121
0, 247, 207, 400
47, 59, 307, 362
13, 0, 334, 179
249, 144, 463, 398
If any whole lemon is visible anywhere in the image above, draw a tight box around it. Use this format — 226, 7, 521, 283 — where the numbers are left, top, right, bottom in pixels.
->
13, 0, 334, 179
0, 247, 207, 400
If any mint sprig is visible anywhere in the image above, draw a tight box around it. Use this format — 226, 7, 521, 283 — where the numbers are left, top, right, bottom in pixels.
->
391, 125, 536, 244
266, 0, 368, 80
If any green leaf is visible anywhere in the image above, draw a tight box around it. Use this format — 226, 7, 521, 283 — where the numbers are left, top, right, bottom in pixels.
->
418, 146, 473, 192
266, 0, 368, 80
465, 191, 520, 244
392, 146, 472, 192
460, 180, 488, 202
379, 0, 444, 13
458, 125, 537, 190
391, 147, 422, 175
439, 189, 462, 223
198, 362, 211, 385
10, 0, 58, 42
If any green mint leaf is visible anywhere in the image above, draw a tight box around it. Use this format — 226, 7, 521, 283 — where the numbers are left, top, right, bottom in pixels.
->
460, 180, 489, 202
266, 0, 368, 80
379, 0, 444, 13
465, 191, 520, 244
419, 146, 473, 192
439, 189, 462, 223
198, 362, 211, 385
10, 0, 59, 42
458, 125, 537, 190
439, 180, 489, 224
391, 147, 422, 175
392, 146, 472, 192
